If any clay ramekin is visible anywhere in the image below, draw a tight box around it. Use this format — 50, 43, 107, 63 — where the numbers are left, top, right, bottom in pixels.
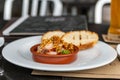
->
30, 44, 79, 64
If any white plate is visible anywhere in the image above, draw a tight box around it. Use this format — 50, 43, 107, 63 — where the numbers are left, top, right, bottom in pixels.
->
2, 36, 117, 71
117, 44, 120, 56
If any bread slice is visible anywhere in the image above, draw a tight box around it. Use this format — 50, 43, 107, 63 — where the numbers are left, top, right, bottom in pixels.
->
42, 31, 65, 40
61, 30, 99, 50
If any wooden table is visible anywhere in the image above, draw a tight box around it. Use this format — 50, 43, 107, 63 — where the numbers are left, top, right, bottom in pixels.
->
1, 18, 118, 80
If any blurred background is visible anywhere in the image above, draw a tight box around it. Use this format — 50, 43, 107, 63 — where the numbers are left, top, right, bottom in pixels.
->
0, 0, 110, 24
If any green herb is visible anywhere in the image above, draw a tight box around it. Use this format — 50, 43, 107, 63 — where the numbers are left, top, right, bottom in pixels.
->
61, 50, 70, 54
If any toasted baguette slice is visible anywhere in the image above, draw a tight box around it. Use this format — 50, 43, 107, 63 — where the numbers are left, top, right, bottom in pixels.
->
42, 31, 65, 40
61, 30, 99, 50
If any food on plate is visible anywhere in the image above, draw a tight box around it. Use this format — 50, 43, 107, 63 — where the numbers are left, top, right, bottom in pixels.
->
61, 30, 99, 50
41, 31, 65, 40
37, 30, 78, 55
30, 30, 99, 64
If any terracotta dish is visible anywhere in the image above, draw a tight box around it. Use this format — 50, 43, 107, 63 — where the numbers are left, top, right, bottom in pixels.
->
30, 44, 79, 64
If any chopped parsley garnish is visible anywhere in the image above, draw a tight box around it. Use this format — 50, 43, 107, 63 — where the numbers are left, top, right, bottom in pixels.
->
61, 50, 70, 54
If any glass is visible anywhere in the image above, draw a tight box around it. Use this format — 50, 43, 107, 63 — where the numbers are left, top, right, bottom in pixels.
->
0, 37, 4, 76
0, 37, 6, 80
108, 0, 120, 40
0, 38, 4, 78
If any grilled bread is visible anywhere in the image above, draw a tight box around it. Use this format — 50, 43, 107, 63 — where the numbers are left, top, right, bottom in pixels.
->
61, 30, 99, 50
41, 30, 98, 50
42, 31, 65, 40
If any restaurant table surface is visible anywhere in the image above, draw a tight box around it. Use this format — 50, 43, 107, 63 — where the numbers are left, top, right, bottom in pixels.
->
0, 18, 117, 80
